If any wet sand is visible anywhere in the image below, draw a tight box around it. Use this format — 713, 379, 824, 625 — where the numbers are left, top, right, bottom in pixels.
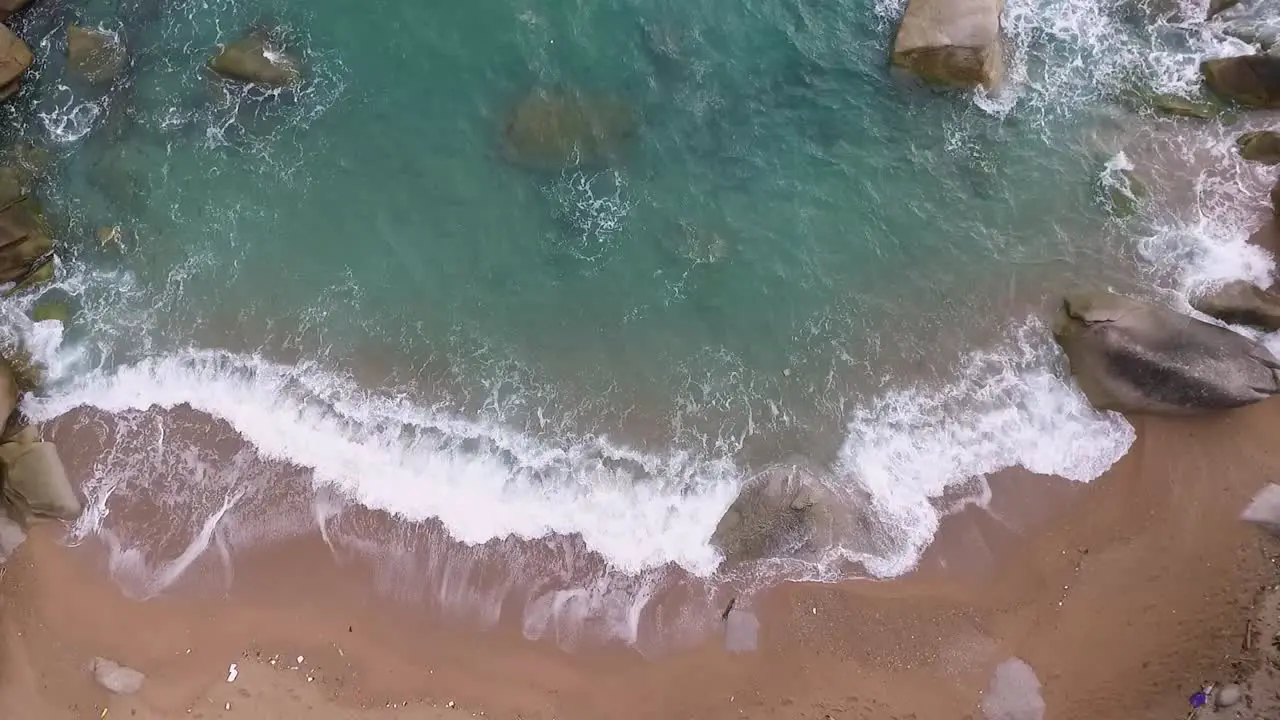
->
3, 397, 1280, 719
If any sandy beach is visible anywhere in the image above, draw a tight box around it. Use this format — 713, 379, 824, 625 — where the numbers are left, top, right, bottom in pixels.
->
1, 395, 1278, 720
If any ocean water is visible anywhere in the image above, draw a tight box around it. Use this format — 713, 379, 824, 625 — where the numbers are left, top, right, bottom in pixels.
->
0, 0, 1275, 640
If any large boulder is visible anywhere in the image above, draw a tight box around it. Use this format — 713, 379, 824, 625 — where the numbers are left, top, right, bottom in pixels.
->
1192, 280, 1280, 331
0, 23, 33, 101
1237, 130, 1280, 163
209, 31, 301, 88
891, 0, 1005, 89
67, 26, 128, 86
1210, 0, 1280, 49
1202, 54, 1280, 108
0, 440, 80, 521
710, 462, 839, 564
0, 0, 32, 22
0, 359, 15, 429
1272, 177, 1280, 214
0, 197, 53, 284
1052, 291, 1280, 414
501, 88, 638, 171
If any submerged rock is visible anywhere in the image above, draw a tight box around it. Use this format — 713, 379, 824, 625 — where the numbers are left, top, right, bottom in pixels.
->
97, 225, 125, 250
209, 31, 301, 88
891, 0, 1004, 88
0, 0, 31, 21
0, 23, 33, 101
90, 657, 145, 695
1211, 0, 1280, 49
1202, 54, 1280, 108
1, 440, 80, 521
1052, 291, 1280, 415
1192, 280, 1280, 331
981, 658, 1045, 720
711, 462, 838, 564
1237, 130, 1280, 163
67, 25, 127, 86
501, 88, 638, 171
31, 301, 68, 323
1148, 93, 1228, 119
1104, 169, 1147, 217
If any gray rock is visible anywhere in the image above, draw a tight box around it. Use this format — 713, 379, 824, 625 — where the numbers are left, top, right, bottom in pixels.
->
711, 462, 838, 564
1216, 683, 1243, 708
891, 0, 1005, 89
67, 26, 127, 86
90, 657, 145, 695
981, 658, 1045, 720
723, 609, 759, 653
1212, 0, 1280, 49
1242, 484, 1280, 534
209, 31, 300, 88
1, 441, 81, 521
1052, 291, 1280, 415
1192, 280, 1280, 331
1238, 130, 1280, 163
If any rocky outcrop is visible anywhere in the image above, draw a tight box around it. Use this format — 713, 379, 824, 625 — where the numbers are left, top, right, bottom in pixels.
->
501, 88, 638, 171
1210, 0, 1280, 49
711, 462, 838, 564
0, 196, 54, 287
1202, 54, 1280, 108
1, 440, 80, 521
67, 25, 127, 85
0, 0, 32, 22
1192, 280, 1280, 331
1238, 130, 1280, 163
891, 0, 1005, 89
1209, 0, 1243, 18
1149, 93, 1228, 119
0, 23, 33, 101
1052, 291, 1280, 414
209, 31, 301, 88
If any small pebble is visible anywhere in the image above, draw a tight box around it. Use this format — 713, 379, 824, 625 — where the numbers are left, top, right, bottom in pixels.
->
297, 656, 305, 664
447, 701, 456, 709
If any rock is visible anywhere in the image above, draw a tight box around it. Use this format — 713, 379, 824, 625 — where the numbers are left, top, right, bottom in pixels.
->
1149, 93, 1227, 119
1052, 291, 1280, 415
1202, 54, 1280, 108
0, 511, 24, 561
7, 142, 52, 180
1216, 683, 1244, 708
0, 0, 31, 21
1211, 0, 1280, 49
0, 198, 53, 286
0, 358, 15, 430
1243, 484, 1280, 534
981, 658, 1045, 720
1192, 280, 1280, 331
1104, 169, 1146, 217
209, 31, 301, 88
3, 255, 54, 296
32, 301, 68, 323
67, 26, 127, 85
97, 225, 124, 250
1, 441, 80, 521
501, 88, 638, 171
1238, 130, 1280, 163
0, 23, 33, 101
711, 462, 838, 564
1273, 178, 1280, 214
1209, 0, 1243, 18
90, 657, 145, 695
891, 0, 1005, 89
723, 609, 760, 653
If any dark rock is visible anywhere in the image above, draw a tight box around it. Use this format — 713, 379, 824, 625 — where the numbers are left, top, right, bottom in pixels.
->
90, 657, 145, 695
1192, 280, 1280, 331
1272, 178, 1280, 214
209, 31, 301, 88
1209, 0, 1242, 18
67, 25, 127, 85
0, 0, 32, 22
0, 198, 53, 284
710, 462, 838, 564
1052, 291, 1280, 415
1202, 54, 1280, 108
501, 88, 638, 171
892, 0, 1004, 88
1237, 130, 1280, 163
0, 23, 33, 102
1211, 0, 1280, 48
0, 440, 80, 521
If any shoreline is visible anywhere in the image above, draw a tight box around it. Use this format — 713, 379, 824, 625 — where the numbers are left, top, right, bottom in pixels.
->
4, 399, 1280, 718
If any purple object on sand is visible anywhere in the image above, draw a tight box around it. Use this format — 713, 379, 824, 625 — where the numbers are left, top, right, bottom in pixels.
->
1190, 691, 1208, 708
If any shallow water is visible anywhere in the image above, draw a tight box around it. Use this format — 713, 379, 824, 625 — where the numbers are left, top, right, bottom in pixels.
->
1, 0, 1275, 622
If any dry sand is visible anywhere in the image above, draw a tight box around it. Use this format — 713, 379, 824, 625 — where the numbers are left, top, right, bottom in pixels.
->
2, 396, 1280, 720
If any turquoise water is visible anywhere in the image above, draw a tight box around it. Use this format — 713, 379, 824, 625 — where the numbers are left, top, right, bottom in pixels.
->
4, 0, 1269, 603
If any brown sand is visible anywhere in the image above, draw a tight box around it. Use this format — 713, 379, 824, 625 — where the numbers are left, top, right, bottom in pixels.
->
2, 397, 1280, 719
